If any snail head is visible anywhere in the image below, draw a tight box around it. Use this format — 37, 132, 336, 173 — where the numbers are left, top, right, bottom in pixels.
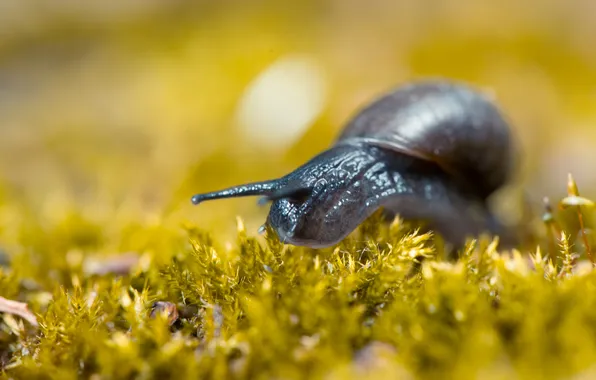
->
191, 146, 383, 248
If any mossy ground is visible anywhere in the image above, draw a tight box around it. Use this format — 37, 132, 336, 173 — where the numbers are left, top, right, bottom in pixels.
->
2, 2, 596, 379
2, 203, 596, 380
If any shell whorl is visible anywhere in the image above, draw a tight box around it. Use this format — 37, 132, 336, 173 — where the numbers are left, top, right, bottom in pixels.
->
336, 80, 517, 200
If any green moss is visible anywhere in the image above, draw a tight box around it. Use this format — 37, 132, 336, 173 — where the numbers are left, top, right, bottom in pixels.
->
0, 204, 596, 379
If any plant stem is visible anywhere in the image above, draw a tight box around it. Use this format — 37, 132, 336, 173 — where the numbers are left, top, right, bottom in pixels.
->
576, 206, 594, 264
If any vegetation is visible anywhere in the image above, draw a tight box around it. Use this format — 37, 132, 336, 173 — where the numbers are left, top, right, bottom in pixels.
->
1, 178, 596, 379
2, 2, 596, 379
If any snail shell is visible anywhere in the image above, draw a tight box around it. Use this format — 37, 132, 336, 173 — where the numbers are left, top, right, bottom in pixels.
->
336, 81, 516, 200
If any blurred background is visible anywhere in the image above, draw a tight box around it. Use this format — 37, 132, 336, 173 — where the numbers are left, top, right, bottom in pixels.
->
1, 0, 596, 253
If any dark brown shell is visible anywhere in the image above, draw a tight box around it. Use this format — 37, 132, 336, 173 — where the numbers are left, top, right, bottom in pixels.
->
335, 80, 517, 200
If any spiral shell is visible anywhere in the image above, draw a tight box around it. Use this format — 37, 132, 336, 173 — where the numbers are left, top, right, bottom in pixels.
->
336, 80, 517, 199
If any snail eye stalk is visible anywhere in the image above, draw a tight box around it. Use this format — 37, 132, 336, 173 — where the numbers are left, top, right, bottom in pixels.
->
191, 179, 312, 205
191, 179, 284, 205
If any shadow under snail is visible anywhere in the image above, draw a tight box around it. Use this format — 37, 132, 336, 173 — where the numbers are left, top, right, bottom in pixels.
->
191, 79, 520, 251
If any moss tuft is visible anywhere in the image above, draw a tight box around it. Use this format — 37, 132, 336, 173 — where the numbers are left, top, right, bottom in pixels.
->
0, 198, 596, 379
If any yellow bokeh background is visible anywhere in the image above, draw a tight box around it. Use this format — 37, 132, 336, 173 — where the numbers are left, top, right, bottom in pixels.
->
1, 0, 596, 248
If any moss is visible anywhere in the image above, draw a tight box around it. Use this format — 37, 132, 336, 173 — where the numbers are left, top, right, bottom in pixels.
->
0, 198, 595, 380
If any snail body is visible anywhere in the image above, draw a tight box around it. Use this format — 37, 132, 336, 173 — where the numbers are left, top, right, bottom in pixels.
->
191, 80, 519, 250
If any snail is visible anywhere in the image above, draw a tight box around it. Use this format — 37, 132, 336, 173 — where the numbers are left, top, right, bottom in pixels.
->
191, 80, 520, 251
